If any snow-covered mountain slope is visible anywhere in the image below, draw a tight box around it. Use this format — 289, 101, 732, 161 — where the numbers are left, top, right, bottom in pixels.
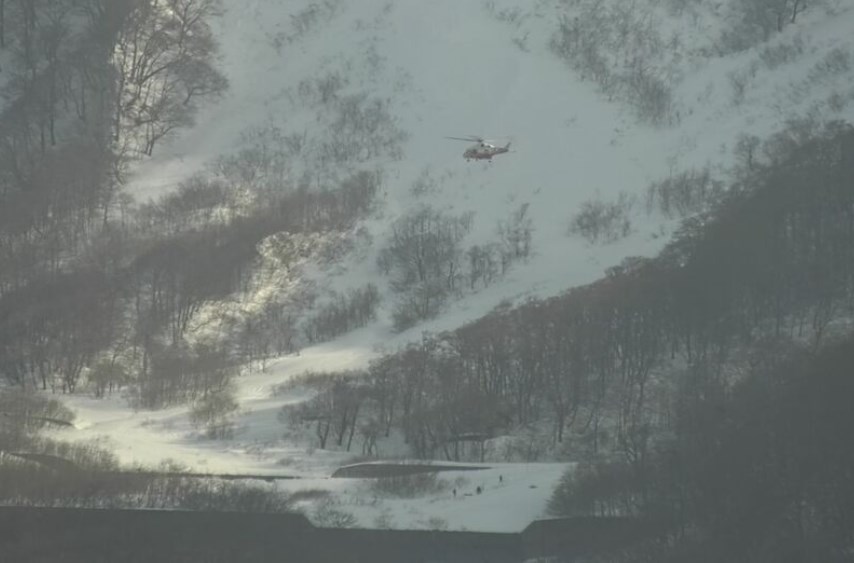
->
130, 0, 854, 315
54, 0, 854, 531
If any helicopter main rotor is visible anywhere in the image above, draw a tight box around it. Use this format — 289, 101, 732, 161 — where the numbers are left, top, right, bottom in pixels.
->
445, 135, 486, 143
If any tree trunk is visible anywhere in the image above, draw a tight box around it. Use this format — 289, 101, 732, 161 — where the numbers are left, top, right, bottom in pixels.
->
316, 419, 330, 449
791, 0, 805, 24
346, 406, 360, 452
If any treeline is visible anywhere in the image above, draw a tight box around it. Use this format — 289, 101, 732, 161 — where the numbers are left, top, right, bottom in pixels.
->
0, 0, 393, 437
0, 388, 290, 510
0, 0, 227, 287
540, 120, 854, 560
0, 0, 226, 157
0, 0, 388, 412
0, 168, 382, 408
0, 0, 227, 398
549, 335, 854, 562
0, 0, 124, 398
302, 284, 380, 344
0, 456, 292, 512
286, 121, 854, 476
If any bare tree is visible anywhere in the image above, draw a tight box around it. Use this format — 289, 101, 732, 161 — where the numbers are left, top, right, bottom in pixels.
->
290, 372, 366, 451
111, 0, 227, 155
1, 0, 6, 48
378, 206, 473, 328
727, 0, 812, 47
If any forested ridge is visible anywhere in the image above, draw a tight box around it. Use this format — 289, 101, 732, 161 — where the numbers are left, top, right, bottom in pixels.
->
303, 119, 854, 458
0, 0, 385, 510
282, 121, 854, 559
0, 1, 385, 409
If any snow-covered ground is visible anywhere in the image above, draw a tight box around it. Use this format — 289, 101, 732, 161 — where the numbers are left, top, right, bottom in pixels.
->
49, 0, 854, 532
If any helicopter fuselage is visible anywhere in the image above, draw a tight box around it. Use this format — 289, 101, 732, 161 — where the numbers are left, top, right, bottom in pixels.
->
463, 142, 510, 161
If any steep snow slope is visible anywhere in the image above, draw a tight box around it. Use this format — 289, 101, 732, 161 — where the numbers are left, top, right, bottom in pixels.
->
56, 0, 854, 531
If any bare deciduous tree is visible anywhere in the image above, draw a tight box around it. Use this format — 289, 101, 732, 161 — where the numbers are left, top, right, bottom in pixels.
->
111, 0, 227, 155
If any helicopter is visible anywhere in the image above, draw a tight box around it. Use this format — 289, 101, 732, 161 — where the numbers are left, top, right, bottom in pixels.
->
446, 136, 512, 162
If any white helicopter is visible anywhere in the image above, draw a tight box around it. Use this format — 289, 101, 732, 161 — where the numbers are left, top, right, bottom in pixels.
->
446, 136, 512, 162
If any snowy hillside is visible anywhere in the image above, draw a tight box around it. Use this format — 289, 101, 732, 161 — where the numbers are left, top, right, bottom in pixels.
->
52, 0, 854, 532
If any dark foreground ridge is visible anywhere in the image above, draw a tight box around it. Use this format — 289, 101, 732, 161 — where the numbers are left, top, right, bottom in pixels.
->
0, 506, 653, 562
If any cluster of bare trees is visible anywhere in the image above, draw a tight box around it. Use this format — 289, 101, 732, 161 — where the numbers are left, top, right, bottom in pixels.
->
0, 453, 291, 511
378, 205, 474, 330
0, 268, 118, 393
282, 347, 509, 462
285, 371, 367, 452
302, 284, 380, 344
1, 0, 109, 156
0, 6, 376, 409
0, 387, 287, 510
0, 0, 226, 167
109, 0, 228, 155
378, 203, 534, 331
550, 1, 676, 125
722, 0, 810, 50
0, 0, 226, 328
0, 160, 382, 410
289, 68, 408, 175
569, 192, 635, 243
0, 0, 231, 403
550, 0, 825, 124
545, 122, 854, 558
0, 130, 117, 296
124, 170, 383, 408
644, 166, 724, 219
549, 334, 854, 562
0, 388, 75, 450
354, 258, 667, 463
